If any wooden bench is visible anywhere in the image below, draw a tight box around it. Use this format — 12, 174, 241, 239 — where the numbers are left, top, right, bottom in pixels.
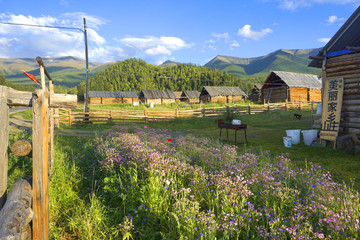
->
218, 119, 248, 145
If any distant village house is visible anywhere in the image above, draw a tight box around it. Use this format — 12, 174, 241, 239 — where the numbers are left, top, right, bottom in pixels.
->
139, 90, 176, 104
199, 86, 248, 103
180, 90, 200, 103
87, 91, 138, 104
248, 84, 263, 102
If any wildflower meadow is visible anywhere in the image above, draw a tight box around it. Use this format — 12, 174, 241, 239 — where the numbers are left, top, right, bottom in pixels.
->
91, 125, 360, 239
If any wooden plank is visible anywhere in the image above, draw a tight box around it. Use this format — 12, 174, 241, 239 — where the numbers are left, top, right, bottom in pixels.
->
0, 86, 9, 210
49, 80, 54, 174
0, 178, 33, 239
7, 88, 77, 108
32, 89, 49, 240
326, 69, 360, 77
326, 59, 360, 68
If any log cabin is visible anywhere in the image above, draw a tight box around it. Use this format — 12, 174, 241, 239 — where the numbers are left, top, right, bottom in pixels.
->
139, 90, 176, 104
87, 91, 139, 104
180, 90, 200, 103
174, 91, 182, 102
309, 6, 360, 136
248, 84, 262, 102
199, 86, 247, 103
261, 71, 322, 103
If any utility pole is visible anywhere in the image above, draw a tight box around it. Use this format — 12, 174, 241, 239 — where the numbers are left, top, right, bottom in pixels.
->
84, 18, 90, 114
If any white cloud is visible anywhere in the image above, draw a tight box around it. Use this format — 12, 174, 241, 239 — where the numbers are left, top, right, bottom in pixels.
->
237, 24, 273, 40
326, 15, 345, 24
230, 40, 240, 48
118, 36, 190, 56
59, 0, 69, 6
0, 13, 191, 64
212, 32, 229, 39
317, 38, 331, 44
275, 0, 360, 10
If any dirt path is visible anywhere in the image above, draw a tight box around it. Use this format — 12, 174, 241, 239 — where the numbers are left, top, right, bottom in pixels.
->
9, 115, 101, 137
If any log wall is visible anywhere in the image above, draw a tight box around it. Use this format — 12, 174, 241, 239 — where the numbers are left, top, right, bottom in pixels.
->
326, 52, 360, 134
309, 89, 322, 102
262, 86, 287, 103
289, 87, 308, 102
89, 97, 101, 104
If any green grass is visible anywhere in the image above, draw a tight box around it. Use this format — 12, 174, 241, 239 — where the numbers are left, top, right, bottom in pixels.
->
61, 109, 360, 191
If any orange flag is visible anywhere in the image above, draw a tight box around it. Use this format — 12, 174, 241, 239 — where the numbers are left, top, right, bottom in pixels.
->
23, 71, 41, 86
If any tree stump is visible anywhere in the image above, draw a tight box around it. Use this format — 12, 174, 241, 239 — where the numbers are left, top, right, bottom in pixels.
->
11, 140, 32, 157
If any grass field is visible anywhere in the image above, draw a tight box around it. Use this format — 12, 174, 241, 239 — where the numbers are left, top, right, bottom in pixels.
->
8, 105, 360, 239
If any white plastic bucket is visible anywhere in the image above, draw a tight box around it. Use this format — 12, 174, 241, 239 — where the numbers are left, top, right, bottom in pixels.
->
286, 129, 301, 145
283, 136, 292, 148
149, 102, 154, 108
316, 104, 322, 115
132, 102, 139, 107
302, 130, 318, 146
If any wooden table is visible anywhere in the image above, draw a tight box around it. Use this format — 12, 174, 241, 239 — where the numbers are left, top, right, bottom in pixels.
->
218, 119, 248, 145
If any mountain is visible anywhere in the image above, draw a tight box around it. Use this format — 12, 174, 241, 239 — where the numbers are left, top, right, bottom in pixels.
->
159, 60, 181, 67
0, 56, 110, 87
204, 48, 322, 78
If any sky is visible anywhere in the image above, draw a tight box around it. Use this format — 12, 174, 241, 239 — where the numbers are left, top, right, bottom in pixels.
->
0, 0, 359, 66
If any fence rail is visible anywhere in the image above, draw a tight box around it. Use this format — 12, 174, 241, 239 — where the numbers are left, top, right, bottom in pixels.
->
57, 101, 320, 126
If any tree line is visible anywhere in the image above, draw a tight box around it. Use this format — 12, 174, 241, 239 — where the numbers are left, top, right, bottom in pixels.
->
90, 58, 261, 94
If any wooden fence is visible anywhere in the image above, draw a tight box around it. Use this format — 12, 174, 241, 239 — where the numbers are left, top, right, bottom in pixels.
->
57, 101, 319, 126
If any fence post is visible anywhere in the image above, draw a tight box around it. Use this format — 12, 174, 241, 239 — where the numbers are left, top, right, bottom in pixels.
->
202, 108, 206, 118
299, 101, 302, 110
54, 108, 59, 128
175, 108, 179, 119
267, 102, 270, 111
248, 104, 251, 115
144, 109, 148, 122
109, 110, 113, 122
49, 80, 55, 174
285, 99, 288, 111
68, 109, 72, 126
0, 86, 9, 209
32, 89, 49, 240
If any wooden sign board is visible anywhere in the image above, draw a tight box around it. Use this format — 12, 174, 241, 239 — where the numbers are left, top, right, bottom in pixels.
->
320, 77, 344, 143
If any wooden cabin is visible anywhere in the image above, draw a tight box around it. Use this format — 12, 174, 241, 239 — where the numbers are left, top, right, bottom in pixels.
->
174, 91, 182, 102
261, 71, 321, 103
180, 90, 200, 103
248, 84, 262, 102
87, 91, 138, 104
139, 90, 176, 104
309, 6, 360, 137
199, 86, 247, 103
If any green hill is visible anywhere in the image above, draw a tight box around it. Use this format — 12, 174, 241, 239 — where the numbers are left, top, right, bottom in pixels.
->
204, 48, 322, 78
90, 58, 243, 92
0, 56, 109, 87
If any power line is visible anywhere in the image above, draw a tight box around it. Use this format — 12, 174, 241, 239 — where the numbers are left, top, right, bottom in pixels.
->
0, 21, 84, 32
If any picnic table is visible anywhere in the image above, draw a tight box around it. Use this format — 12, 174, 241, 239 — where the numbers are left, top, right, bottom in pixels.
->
218, 119, 248, 145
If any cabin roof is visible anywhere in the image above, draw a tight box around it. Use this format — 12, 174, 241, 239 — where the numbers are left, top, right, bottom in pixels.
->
263, 71, 321, 89
140, 89, 176, 99
309, 6, 360, 67
182, 90, 200, 99
201, 86, 248, 97
88, 91, 138, 98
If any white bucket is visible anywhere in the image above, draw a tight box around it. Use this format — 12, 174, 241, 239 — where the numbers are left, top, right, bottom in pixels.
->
302, 130, 318, 146
316, 104, 322, 115
149, 102, 154, 108
286, 129, 301, 145
283, 136, 292, 148
132, 102, 139, 107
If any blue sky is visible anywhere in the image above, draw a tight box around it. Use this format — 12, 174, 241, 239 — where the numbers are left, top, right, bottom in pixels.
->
0, 0, 359, 65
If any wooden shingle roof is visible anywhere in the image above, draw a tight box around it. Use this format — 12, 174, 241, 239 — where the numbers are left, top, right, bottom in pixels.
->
88, 91, 138, 98
201, 86, 248, 98
181, 90, 200, 99
140, 90, 176, 99
263, 71, 321, 89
